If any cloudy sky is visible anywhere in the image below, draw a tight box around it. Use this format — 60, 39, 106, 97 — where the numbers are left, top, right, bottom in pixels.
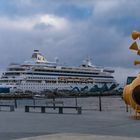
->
0, 0, 140, 84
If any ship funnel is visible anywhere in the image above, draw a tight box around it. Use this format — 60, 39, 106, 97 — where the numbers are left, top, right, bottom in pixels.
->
31, 50, 47, 63
34, 50, 39, 52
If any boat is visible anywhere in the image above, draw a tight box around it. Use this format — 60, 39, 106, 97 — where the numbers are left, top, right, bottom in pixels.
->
0, 50, 118, 94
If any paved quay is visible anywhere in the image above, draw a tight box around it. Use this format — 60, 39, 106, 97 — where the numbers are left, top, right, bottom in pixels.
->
17, 133, 140, 140
0, 96, 139, 140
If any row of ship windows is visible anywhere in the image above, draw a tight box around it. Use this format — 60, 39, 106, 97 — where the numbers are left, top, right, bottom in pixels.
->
5, 71, 99, 75
8, 67, 100, 74
0, 81, 111, 85
21, 87, 69, 89
34, 69, 99, 75
21, 82, 93, 85
0, 79, 112, 83
25, 80, 112, 83
28, 77, 56, 80
25, 81, 94, 84
3, 73, 113, 79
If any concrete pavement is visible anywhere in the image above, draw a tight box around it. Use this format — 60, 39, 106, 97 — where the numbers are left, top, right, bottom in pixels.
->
0, 96, 139, 140
17, 133, 140, 140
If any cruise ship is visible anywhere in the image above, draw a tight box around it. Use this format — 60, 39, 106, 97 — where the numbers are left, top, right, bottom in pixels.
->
0, 50, 117, 93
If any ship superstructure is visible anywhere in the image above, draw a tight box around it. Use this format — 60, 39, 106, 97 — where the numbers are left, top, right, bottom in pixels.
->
0, 50, 117, 93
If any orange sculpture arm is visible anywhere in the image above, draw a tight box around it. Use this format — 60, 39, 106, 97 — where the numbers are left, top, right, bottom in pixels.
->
123, 75, 140, 111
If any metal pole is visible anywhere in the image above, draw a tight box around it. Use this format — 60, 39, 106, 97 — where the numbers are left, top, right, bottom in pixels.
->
14, 99, 17, 108
33, 98, 35, 106
53, 97, 55, 110
99, 92, 102, 111
126, 104, 128, 112
75, 96, 78, 107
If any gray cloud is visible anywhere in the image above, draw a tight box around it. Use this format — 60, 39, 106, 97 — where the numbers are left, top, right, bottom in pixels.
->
0, 0, 140, 84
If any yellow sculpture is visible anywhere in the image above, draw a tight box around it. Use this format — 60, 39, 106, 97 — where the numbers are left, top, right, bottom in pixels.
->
123, 31, 140, 117
131, 31, 140, 40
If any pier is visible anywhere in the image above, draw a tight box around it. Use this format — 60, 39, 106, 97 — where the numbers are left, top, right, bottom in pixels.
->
0, 96, 139, 140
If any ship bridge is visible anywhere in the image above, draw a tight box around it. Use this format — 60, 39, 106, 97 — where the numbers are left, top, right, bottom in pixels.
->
31, 50, 47, 63
22, 50, 57, 66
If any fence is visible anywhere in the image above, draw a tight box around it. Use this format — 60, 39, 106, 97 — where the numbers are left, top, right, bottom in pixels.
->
0, 96, 126, 112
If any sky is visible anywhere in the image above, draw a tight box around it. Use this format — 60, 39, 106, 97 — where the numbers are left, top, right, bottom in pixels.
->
0, 0, 140, 85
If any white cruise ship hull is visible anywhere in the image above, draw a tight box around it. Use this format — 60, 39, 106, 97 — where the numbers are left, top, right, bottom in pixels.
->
0, 50, 117, 94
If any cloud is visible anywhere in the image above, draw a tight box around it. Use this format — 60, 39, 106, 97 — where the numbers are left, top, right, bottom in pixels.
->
93, 0, 120, 16
113, 67, 139, 85
0, 0, 139, 84
0, 14, 69, 31
39, 14, 69, 30
0, 16, 35, 30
